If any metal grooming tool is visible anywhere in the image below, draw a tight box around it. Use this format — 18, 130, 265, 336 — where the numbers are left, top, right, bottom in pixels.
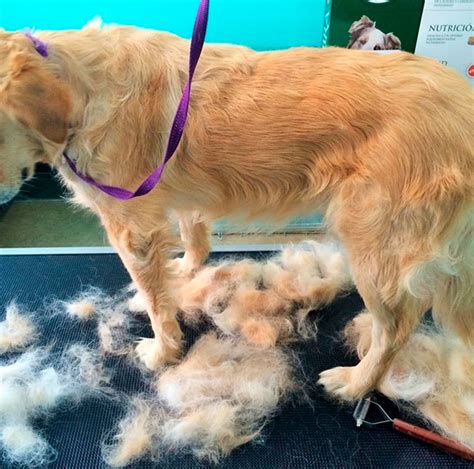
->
353, 396, 474, 461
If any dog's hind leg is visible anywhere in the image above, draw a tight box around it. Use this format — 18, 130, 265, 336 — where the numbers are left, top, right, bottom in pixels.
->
104, 215, 182, 370
319, 254, 427, 400
319, 182, 430, 400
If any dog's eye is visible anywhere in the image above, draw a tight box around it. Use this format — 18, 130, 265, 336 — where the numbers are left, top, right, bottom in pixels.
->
374, 45, 382, 50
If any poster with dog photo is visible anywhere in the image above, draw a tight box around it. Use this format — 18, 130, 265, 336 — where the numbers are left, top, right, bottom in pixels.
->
327, 0, 425, 52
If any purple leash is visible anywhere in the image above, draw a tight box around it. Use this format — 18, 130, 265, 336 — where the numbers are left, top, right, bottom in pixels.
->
24, 30, 49, 57
26, 0, 209, 200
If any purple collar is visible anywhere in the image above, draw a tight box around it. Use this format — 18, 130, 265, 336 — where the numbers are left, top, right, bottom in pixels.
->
24, 0, 209, 200
24, 29, 49, 57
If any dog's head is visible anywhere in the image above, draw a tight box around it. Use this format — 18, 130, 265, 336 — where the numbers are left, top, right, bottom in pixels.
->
348, 16, 401, 51
0, 31, 72, 204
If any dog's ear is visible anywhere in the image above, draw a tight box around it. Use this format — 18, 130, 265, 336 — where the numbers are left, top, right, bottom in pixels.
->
348, 15, 374, 48
384, 33, 402, 50
349, 15, 374, 37
0, 51, 72, 144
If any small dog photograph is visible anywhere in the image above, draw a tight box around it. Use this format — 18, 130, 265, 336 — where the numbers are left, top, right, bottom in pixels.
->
326, 0, 424, 53
348, 15, 402, 50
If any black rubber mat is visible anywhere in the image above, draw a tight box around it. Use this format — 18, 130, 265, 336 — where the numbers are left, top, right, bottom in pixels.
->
0, 253, 471, 468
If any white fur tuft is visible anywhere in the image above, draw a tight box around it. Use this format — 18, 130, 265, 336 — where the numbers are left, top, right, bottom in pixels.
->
0, 303, 37, 353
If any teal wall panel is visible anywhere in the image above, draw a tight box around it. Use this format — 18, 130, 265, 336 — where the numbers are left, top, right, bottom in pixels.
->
1, 0, 328, 50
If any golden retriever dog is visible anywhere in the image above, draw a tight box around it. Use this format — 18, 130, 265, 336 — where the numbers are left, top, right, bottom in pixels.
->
0, 23, 472, 401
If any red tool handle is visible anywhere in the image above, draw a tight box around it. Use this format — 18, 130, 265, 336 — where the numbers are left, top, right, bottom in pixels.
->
393, 418, 474, 461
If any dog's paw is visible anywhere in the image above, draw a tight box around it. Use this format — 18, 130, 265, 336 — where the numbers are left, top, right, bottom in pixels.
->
318, 366, 368, 401
135, 338, 177, 370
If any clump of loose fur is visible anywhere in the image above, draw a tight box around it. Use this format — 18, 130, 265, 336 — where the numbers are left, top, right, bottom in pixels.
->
66, 299, 96, 320
105, 332, 298, 466
0, 345, 111, 466
47, 287, 105, 321
48, 287, 137, 356
177, 241, 351, 346
61, 344, 112, 392
345, 311, 474, 451
96, 304, 134, 357
103, 396, 157, 467
0, 423, 56, 468
0, 303, 38, 354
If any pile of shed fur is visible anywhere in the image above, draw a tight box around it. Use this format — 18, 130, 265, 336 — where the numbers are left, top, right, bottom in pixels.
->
0, 240, 472, 466
103, 241, 351, 465
0, 304, 111, 466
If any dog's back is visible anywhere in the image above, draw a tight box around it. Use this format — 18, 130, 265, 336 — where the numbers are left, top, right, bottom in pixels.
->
174, 46, 473, 220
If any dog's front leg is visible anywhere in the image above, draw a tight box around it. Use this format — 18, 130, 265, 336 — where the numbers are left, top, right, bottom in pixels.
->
169, 211, 210, 276
105, 218, 182, 370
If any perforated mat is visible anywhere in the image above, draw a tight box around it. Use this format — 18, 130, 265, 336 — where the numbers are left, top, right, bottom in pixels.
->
0, 253, 470, 468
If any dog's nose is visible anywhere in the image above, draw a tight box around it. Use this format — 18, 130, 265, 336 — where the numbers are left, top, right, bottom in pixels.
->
21, 167, 30, 181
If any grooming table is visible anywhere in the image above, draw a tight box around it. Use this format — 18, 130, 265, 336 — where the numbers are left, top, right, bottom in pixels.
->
0, 253, 471, 468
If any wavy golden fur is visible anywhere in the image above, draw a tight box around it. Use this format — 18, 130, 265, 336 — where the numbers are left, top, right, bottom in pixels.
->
0, 22, 472, 400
